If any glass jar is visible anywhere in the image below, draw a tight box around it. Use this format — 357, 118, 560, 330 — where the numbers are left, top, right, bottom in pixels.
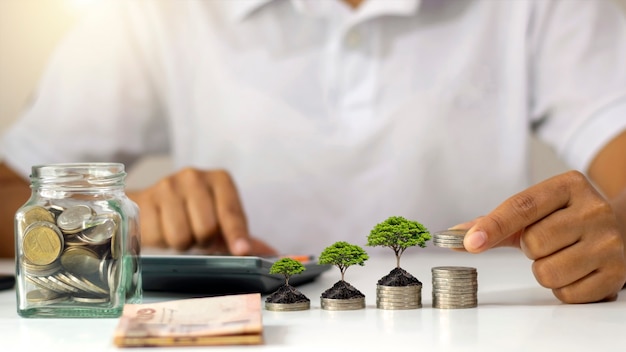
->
14, 163, 142, 318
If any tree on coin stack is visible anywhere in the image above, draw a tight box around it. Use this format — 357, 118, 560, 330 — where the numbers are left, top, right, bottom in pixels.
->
265, 258, 311, 311
366, 216, 431, 309
318, 241, 369, 310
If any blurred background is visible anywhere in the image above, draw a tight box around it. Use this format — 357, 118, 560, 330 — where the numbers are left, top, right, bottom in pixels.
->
1, 0, 626, 188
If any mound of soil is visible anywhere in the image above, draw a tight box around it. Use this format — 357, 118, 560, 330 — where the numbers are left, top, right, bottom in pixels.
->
265, 284, 310, 304
321, 280, 365, 299
377, 267, 421, 286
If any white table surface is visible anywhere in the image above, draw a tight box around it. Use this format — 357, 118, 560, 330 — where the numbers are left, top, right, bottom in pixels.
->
1, 247, 625, 351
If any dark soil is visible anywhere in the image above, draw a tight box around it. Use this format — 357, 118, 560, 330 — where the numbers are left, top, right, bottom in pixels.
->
320, 280, 365, 299
377, 267, 421, 286
265, 284, 310, 304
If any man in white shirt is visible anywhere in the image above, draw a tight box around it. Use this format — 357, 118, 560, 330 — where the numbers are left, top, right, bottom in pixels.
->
1, 0, 626, 303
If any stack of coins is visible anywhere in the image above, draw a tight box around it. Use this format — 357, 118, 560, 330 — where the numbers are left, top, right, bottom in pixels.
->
265, 301, 310, 312
432, 229, 467, 249
320, 297, 365, 310
18, 204, 128, 306
431, 266, 478, 309
376, 284, 422, 310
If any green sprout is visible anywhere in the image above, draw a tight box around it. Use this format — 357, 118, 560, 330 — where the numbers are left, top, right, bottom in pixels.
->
269, 257, 306, 286
319, 241, 369, 282
366, 216, 431, 268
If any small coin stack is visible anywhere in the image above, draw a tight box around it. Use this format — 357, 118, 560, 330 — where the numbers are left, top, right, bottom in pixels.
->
18, 204, 130, 306
320, 297, 365, 310
431, 266, 478, 309
376, 284, 422, 310
265, 301, 310, 312
432, 229, 467, 249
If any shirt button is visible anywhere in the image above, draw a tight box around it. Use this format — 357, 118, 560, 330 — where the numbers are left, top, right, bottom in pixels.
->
345, 29, 361, 48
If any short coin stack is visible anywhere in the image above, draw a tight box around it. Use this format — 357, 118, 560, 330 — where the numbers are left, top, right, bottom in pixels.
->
320, 297, 365, 310
265, 302, 310, 312
432, 229, 467, 249
431, 266, 478, 309
376, 284, 422, 310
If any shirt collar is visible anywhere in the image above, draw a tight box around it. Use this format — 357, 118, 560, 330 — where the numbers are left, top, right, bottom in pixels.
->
223, 0, 421, 23
222, 0, 275, 22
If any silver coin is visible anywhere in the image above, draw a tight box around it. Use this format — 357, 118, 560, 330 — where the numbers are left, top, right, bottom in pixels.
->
56, 205, 95, 233
25, 275, 54, 292
433, 303, 477, 309
32, 276, 70, 294
377, 292, 422, 300
64, 234, 91, 246
378, 294, 423, 301
433, 293, 477, 297
377, 298, 422, 305
432, 283, 479, 289
432, 266, 476, 272
433, 271, 478, 276
377, 284, 422, 292
377, 302, 422, 310
60, 246, 101, 276
107, 260, 120, 292
72, 295, 110, 304
432, 296, 478, 302
46, 275, 81, 293
26, 288, 69, 304
433, 286, 478, 292
433, 276, 478, 281
432, 278, 478, 283
55, 272, 107, 295
377, 290, 422, 297
80, 213, 119, 244
433, 301, 478, 307
432, 269, 477, 274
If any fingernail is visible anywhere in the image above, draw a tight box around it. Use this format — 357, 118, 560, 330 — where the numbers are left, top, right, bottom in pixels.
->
465, 231, 487, 251
233, 238, 251, 255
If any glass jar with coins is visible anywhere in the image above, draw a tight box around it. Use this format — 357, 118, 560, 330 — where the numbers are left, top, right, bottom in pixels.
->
14, 163, 142, 318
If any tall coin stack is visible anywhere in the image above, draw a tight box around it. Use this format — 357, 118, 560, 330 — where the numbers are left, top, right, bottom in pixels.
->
431, 266, 478, 309
376, 284, 422, 309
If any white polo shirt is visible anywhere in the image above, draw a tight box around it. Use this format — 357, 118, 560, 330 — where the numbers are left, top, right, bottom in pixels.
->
3, 0, 626, 254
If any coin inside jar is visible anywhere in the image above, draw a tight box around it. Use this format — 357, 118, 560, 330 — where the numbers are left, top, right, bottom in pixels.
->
22, 221, 64, 266
60, 246, 101, 276
21, 205, 56, 229
56, 204, 95, 233
79, 213, 119, 244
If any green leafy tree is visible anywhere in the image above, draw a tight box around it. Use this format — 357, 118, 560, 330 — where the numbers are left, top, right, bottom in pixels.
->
367, 216, 431, 268
269, 258, 306, 286
319, 241, 369, 282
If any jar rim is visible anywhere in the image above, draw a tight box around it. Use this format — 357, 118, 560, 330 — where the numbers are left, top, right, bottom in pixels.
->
30, 163, 126, 187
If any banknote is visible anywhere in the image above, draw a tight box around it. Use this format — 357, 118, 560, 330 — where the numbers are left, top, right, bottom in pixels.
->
113, 293, 263, 347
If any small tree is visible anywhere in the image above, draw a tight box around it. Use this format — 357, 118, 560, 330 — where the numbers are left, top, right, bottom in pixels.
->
269, 258, 306, 286
367, 216, 431, 268
319, 241, 369, 282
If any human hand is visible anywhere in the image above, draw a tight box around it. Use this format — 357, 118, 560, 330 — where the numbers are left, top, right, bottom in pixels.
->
127, 168, 277, 256
458, 170, 626, 303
